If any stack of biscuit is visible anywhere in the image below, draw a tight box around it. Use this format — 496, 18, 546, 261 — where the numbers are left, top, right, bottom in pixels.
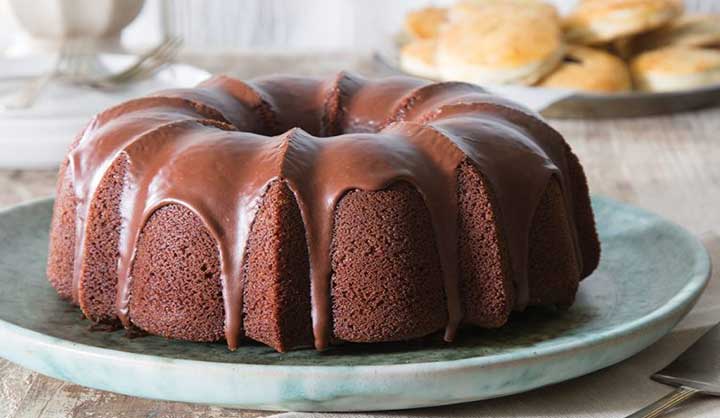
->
400, 0, 720, 93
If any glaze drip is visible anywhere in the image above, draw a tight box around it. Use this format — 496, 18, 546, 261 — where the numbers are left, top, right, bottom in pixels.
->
62, 72, 587, 350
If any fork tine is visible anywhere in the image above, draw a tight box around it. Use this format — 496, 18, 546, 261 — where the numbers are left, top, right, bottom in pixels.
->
101, 37, 180, 83
75, 37, 183, 89
108, 40, 181, 83
110, 38, 180, 82
124, 46, 180, 82
109, 38, 175, 79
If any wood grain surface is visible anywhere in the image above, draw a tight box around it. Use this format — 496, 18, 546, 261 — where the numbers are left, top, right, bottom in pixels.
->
1, 55, 720, 417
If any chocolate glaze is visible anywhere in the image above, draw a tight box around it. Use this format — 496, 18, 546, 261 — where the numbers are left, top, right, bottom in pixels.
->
64, 72, 584, 350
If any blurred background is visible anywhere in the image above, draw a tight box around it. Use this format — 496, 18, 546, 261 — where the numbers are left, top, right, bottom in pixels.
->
2, 2, 720, 415
0, 0, 712, 55
0, 0, 717, 168
0, 0, 556, 55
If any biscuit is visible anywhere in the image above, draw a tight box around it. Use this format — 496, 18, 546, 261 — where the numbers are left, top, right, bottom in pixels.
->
449, 0, 559, 23
437, 10, 565, 85
565, 0, 683, 45
633, 14, 720, 52
537, 45, 632, 93
631, 46, 720, 91
405, 7, 448, 40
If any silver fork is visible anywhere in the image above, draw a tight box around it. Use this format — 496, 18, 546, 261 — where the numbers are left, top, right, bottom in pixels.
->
0, 37, 183, 111
70, 37, 183, 89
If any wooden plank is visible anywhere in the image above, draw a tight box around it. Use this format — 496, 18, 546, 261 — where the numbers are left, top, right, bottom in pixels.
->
2, 359, 269, 418
553, 107, 720, 237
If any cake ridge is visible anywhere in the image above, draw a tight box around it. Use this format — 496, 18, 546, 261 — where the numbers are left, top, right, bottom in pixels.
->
54, 82, 293, 345
383, 81, 488, 128
319, 71, 362, 136
112, 121, 268, 348
424, 103, 586, 285
113, 120, 234, 303
378, 81, 586, 296
274, 128, 331, 349
196, 75, 278, 133
339, 75, 429, 133
379, 123, 470, 340
415, 112, 575, 309
66, 99, 229, 304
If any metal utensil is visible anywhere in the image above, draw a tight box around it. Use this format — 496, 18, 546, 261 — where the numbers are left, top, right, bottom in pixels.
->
69, 37, 182, 89
626, 323, 720, 417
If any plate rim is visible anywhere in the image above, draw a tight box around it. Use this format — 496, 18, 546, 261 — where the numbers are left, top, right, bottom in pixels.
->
0, 195, 711, 374
373, 48, 720, 100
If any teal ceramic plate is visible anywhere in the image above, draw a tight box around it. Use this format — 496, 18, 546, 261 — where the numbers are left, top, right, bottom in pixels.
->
0, 197, 710, 411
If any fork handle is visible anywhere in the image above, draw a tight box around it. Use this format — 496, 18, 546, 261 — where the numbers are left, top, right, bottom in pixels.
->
625, 386, 701, 418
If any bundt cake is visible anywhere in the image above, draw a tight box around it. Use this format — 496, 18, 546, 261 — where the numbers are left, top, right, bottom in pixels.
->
47, 72, 600, 352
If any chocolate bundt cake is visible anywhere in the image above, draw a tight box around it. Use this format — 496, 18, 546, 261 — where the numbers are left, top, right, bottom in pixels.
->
47, 72, 600, 352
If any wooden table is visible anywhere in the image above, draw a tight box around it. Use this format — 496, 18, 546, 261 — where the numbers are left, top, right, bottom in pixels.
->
2, 55, 720, 417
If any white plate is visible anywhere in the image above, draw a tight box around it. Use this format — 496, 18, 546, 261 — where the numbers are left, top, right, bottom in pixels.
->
0, 54, 211, 169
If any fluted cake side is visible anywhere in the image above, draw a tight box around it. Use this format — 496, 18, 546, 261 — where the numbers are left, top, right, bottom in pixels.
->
47, 72, 601, 352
